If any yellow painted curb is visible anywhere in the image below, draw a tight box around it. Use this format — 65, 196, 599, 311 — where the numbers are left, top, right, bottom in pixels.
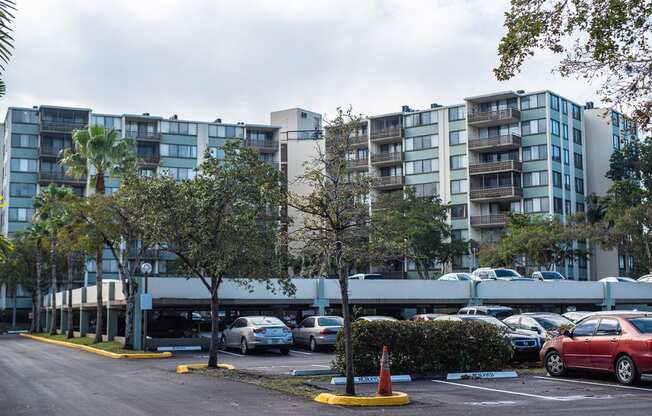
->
19, 333, 172, 359
176, 363, 235, 374
314, 392, 410, 406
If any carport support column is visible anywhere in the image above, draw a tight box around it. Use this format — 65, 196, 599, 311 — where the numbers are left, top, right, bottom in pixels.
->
601, 282, 615, 311
60, 292, 67, 333
467, 281, 482, 306
79, 288, 88, 337
44, 294, 50, 333
133, 276, 143, 350
312, 277, 330, 316
106, 282, 117, 341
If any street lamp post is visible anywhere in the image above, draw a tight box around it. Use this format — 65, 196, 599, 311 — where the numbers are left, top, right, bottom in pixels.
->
140, 262, 152, 351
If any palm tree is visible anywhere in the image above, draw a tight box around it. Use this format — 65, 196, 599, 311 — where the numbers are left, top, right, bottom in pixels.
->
33, 184, 74, 335
0, 1, 16, 97
60, 125, 137, 343
25, 222, 48, 333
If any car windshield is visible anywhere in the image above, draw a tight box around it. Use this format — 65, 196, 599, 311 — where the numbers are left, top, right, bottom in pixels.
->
494, 269, 520, 278
492, 310, 513, 320
363, 274, 385, 280
628, 317, 652, 333
533, 315, 573, 330
540, 272, 564, 280
462, 315, 513, 330
249, 317, 284, 326
457, 273, 472, 280
318, 317, 343, 326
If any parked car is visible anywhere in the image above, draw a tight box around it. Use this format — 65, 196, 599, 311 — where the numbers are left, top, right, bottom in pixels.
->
458, 305, 514, 320
562, 311, 593, 323
472, 268, 525, 281
410, 313, 447, 321
356, 316, 398, 322
348, 273, 385, 280
292, 316, 342, 351
219, 316, 293, 355
532, 271, 567, 281
503, 313, 574, 340
436, 314, 541, 357
599, 276, 638, 283
438, 273, 479, 282
637, 274, 652, 283
541, 313, 652, 385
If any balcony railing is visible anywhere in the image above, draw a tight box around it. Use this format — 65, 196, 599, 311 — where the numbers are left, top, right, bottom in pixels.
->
468, 134, 522, 152
283, 130, 323, 140
139, 154, 160, 165
245, 139, 278, 152
469, 160, 522, 175
40, 120, 87, 133
370, 127, 402, 141
376, 176, 404, 189
348, 135, 368, 146
125, 130, 161, 141
468, 108, 520, 126
346, 158, 368, 170
470, 214, 508, 228
470, 186, 522, 201
39, 147, 70, 158
38, 172, 86, 184
371, 152, 403, 165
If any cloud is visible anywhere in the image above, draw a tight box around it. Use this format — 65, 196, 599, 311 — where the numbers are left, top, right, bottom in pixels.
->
1, 0, 602, 124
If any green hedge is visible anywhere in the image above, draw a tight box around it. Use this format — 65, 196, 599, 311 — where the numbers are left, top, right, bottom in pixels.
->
333, 320, 513, 376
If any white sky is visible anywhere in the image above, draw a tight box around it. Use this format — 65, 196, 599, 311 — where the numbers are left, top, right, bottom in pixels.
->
1, 0, 603, 124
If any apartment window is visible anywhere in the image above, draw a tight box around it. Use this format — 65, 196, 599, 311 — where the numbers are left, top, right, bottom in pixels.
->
10, 183, 36, 197
450, 179, 468, 194
140, 168, 154, 178
564, 174, 571, 190
573, 128, 582, 145
208, 125, 227, 137
451, 204, 467, 219
550, 119, 560, 136
612, 134, 621, 150
478, 123, 519, 139
550, 94, 560, 111
612, 111, 620, 127
449, 130, 467, 145
451, 229, 468, 241
406, 134, 436, 151
520, 93, 545, 110
523, 171, 548, 187
86, 259, 119, 273
552, 144, 561, 162
564, 149, 570, 165
10, 158, 37, 172
553, 197, 563, 214
562, 123, 568, 140
105, 186, 118, 195
404, 110, 438, 127
380, 165, 402, 177
11, 134, 38, 148
160, 144, 197, 158
160, 121, 198, 136
91, 115, 121, 130
448, 106, 466, 121
522, 144, 547, 161
575, 177, 584, 194
161, 167, 196, 181
521, 119, 546, 135
12, 109, 38, 124
208, 146, 225, 159
561, 99, 568, 114
574, 152, 583, 169
9, 207, 34, 222
450, 154, 467, 170
572, 104, 581, 121
410, 182, 439, 197
565, 200, 572, 215
553, 171, 562, 188
405, 159, 437, 174
524, 197, 550, 213
576, 202, 585, 212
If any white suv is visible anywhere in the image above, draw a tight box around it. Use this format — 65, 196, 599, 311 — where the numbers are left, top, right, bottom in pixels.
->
471, 267, 523, 280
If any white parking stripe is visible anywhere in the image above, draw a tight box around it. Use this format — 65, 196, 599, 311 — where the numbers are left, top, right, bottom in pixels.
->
219, 350, 244, 357
289, 350, 312, 356
311, 364, 331, 368
431, 380, 576, 401
533, 376, 652, 392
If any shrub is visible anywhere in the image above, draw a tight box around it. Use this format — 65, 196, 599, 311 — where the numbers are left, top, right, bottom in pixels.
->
333, 320, 513, 376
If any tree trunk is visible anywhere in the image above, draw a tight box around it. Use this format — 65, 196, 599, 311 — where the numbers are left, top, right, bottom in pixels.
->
94, 246, 104, 344
336, 243, 355, 396
123, 280, 137, 350
208, 277, 221, 368
35, 242, 43, 333
30, 291, 36, 333
66, 254, 74, 339
11, 286, 17, 328
49, 237, 58, 335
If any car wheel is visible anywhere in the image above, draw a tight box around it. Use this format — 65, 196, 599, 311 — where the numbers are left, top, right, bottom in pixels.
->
219, 335, 227, 350
280, 346, 290, 355
309, 337, 318, 352
616, 355, 639, 385
241, 338, 250, 355
545, 350, 566, 377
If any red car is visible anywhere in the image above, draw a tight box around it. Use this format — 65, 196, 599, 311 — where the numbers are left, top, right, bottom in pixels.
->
540, 313, 652, 384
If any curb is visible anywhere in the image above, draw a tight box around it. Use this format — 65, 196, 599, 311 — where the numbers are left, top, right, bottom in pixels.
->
314, 391, 410, 407
176, 363, 235, 374
19, 333, 172, 359
290, 369, 338, 376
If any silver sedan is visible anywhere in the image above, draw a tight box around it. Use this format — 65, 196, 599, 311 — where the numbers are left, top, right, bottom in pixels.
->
292, 316, 343, 351
219, 316, 293, 355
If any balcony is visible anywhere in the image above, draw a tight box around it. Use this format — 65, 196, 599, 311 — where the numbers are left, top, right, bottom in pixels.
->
468, 134, 522, 152
470, 186, 522, 201
346, 158, 368, 171
469, 160, 522, 175
40, 120, 87, 133
348, 135, 368, 147
468, 108, 520, 127
371, 152, 403, 166
245, 139, 278, 153
370, 127, 402, 144
470, 214, 509, 228
39, 146, 69, 158
38, 172, 86, 185
376, 175, 404, 190
125, 130, 161, 141
139, 154, 160, 165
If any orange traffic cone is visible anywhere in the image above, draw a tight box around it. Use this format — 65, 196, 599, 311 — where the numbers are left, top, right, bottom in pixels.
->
377, 345, 392, 396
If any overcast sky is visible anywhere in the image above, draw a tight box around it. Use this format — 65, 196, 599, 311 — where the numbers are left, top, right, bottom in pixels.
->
1, 0, 602, 125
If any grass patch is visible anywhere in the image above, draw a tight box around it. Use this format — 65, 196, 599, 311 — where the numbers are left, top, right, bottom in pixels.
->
197, 368, 333, 400
32, 333, 144, 354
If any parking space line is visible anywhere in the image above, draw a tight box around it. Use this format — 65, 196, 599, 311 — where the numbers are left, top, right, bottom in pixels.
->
533, 376, 652, 392
311, 364, 331, 368
289, 350, 312, 356
432, 380, 571, 401
219, 350, 244, 357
